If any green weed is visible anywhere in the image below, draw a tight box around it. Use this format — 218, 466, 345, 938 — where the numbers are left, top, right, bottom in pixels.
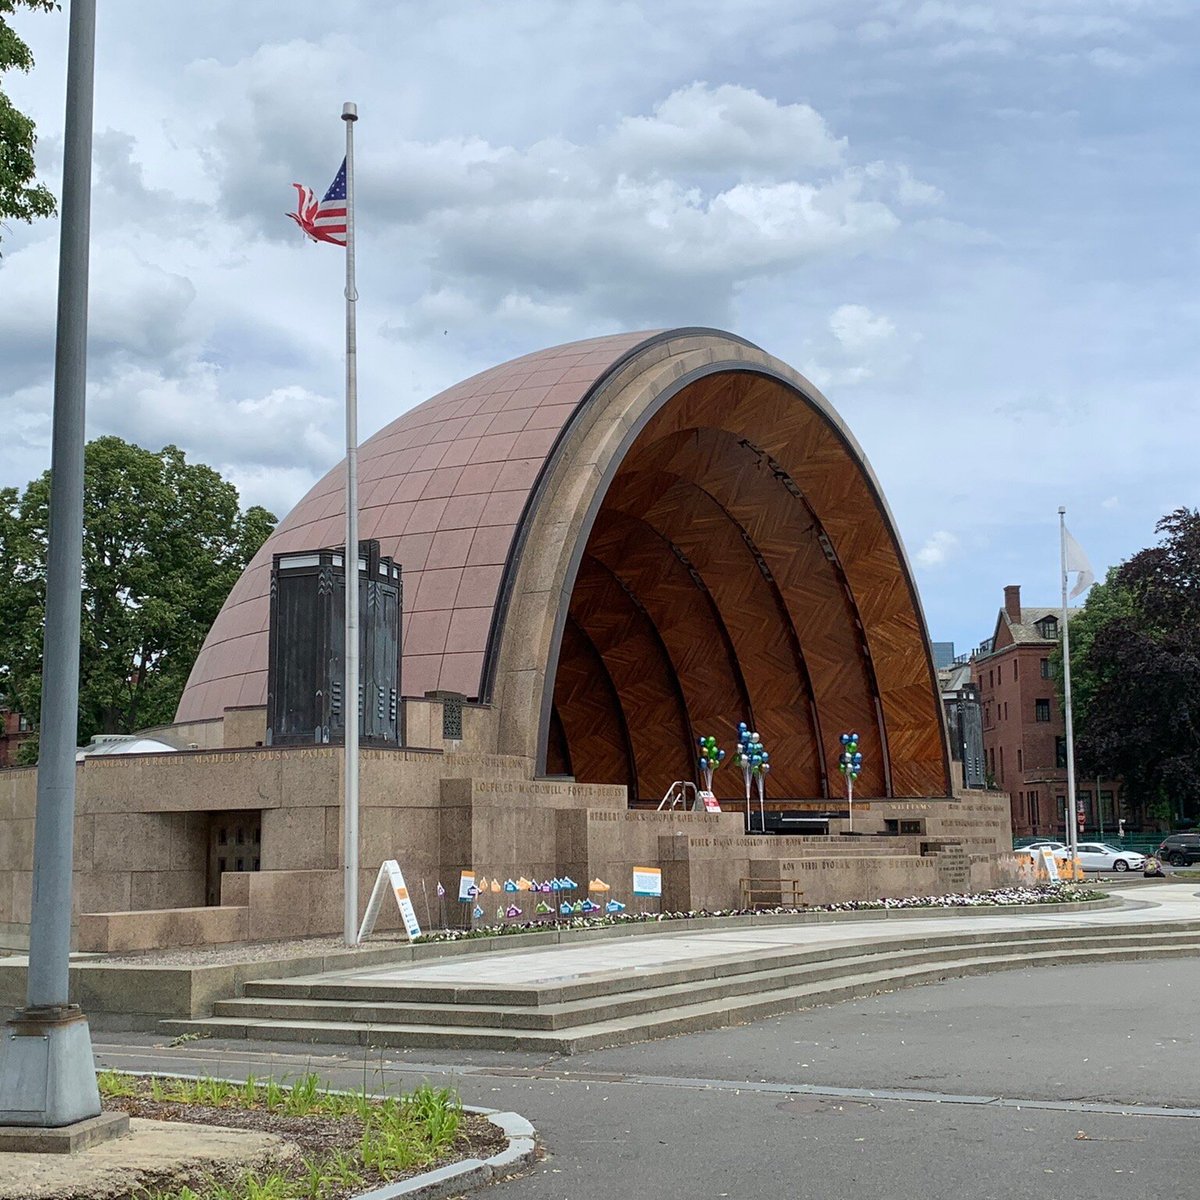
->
96, 1069, 136, 1097
282, 1072, 321, 1116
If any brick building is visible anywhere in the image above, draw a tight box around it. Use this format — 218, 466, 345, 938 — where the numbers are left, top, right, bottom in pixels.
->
971, 585, 1120, 840
0, 702, 34, 768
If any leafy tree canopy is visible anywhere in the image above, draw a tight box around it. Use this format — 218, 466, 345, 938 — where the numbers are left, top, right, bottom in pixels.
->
0, 436, 276, 746
1065, 508, 1200, 826
0, 1, 58, 240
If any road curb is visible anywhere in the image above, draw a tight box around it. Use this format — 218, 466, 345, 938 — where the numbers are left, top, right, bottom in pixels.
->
351, 1107, 537, 1200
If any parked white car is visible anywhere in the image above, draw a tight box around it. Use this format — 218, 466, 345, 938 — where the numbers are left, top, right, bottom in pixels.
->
1014, 841, 1067, 859
1053, 842, 1145, 872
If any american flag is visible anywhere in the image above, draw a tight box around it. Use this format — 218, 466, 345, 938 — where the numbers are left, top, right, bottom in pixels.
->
287, 159, 348, 246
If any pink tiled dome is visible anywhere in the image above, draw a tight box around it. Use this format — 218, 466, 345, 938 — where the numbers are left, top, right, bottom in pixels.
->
176, 331, 659, 721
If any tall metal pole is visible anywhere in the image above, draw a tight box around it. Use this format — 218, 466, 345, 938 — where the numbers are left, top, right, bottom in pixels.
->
342, 102, 360, 947
0, 0, 102, 1127
1059, 507, 1080, 859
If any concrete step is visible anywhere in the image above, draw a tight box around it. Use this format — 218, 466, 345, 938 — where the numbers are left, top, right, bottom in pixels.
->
162, 934, 1200, 1054
241, 921, 1200, 1008
214, 930, 1200, 1031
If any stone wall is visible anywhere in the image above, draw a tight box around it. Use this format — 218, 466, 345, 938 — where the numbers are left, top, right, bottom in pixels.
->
0, 705, 1016, 951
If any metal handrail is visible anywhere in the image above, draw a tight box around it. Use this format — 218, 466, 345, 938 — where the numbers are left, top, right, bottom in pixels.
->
658, 780, 698, 811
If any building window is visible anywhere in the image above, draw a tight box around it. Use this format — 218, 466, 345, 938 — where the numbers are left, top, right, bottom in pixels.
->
1040, 657, 1051, 679
1013, 661, 1018, 681
1035, 698, 1051, 723
989, 669, 994, 688
1057, 794, 1066, 818
1036, 616, 1058, 639
1017, 747, 1023, 771
1030, 790, 1039, 825
1004, 702, 1008, 721
1055, 736, 1067, 768
999, 745, 1004, 782
18, 715, 33, 732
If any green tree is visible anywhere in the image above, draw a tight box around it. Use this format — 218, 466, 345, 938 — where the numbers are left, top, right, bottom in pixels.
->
1065, 508, 1200, 828
0, 437, 276, 745
1050, 565, 1136, 723
1, 1, 58, 241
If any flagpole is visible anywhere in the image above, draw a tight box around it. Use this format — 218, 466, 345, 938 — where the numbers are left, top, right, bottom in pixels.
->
1059, 506, 1079, 859
342, 101, 360, 947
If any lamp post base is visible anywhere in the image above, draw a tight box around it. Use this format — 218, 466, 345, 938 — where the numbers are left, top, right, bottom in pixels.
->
0, 1006, 101, 1128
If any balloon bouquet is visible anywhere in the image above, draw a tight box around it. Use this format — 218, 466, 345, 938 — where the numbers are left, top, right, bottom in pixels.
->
736, 722, 769, 831
697, 735, 726, 797
838, 732, 863, 832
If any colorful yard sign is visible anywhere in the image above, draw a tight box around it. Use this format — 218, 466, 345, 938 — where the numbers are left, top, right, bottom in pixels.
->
633, 866, 662, 897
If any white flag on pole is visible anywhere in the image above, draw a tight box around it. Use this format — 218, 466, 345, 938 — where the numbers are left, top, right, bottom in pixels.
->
1063, 525, 1095, 598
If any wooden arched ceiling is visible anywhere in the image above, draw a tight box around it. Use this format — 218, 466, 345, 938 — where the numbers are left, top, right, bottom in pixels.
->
549, 368, 945, 802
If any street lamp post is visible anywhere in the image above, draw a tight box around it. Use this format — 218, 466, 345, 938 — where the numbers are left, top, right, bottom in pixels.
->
0, 0, 103, 1128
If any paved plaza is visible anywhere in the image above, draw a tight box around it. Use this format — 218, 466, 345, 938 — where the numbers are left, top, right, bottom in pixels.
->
88, 882, 1200, 1199
310, 879, 1198, 994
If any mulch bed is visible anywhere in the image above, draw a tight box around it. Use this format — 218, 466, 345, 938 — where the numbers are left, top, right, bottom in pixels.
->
101, 1083, 506, 1200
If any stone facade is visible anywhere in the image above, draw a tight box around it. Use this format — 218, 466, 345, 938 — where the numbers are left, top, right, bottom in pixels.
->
1, 699, 1017, 954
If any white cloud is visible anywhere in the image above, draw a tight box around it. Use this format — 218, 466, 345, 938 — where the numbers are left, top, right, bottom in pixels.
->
608, 83, 846, 176
830, 304, 897, 354
196, 80, 928, 330
915, 531, 961, 568
801, 303, 911, 389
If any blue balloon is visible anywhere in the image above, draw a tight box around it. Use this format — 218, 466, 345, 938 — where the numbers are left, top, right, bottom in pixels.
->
853, 752, 863, 763
739, 721, 748, 731
700, 757, 708, 770
761, 751, 769, 760
840, 733, 850, 744
851, 732, 860, 742
717, 749, 726, 759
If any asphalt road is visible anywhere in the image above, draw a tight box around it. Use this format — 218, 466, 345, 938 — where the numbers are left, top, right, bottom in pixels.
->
94, 956, 1200, 1200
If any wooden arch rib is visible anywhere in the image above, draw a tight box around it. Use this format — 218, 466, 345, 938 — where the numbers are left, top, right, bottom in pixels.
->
620, 371, 948, 797
554, 617, 635, 795
598, 469, 823, 799
618, 426, 885, 797
586, 507, 753, 740
567, 555, 694, 800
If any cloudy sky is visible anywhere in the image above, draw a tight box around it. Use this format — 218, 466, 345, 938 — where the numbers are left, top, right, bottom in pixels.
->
2, 1, 1197, 653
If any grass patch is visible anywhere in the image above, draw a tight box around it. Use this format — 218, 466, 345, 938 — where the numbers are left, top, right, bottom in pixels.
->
97, 1072, 498, 1200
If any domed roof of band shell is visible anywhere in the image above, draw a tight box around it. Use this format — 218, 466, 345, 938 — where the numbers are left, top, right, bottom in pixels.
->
176, 331, 660, 721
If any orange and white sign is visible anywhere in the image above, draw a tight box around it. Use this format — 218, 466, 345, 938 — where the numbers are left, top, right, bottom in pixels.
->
359, 859, 423, 941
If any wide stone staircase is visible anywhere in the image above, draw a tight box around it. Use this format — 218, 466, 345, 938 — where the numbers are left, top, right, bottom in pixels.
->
161, 918, 1200, 1055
